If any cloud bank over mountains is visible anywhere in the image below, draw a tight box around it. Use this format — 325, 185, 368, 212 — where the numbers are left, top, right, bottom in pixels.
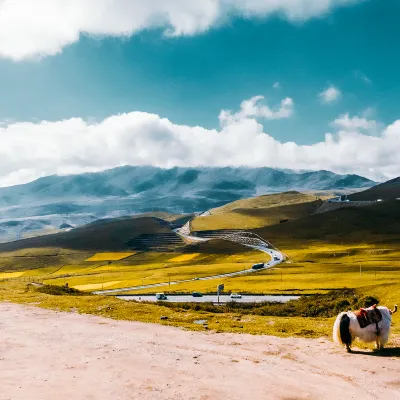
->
0, 95, 398, 187
0, 0, 363, 60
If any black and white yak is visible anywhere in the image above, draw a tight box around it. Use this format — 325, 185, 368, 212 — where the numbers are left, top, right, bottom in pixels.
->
333, 304, 397, 352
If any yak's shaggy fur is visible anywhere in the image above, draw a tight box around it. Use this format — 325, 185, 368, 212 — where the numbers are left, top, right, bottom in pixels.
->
333, 305, 397, 352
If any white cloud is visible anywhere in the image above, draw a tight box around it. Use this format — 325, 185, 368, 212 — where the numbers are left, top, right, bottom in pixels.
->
319, 86, 342, 103
0, 0, 363, 61
333, 113, 378, 132
0, 96, 399, 187
219, 96, 294, 125
273, 82, 281, 89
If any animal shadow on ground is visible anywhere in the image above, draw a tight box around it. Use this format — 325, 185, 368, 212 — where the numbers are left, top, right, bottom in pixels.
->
350, 347, 400, 358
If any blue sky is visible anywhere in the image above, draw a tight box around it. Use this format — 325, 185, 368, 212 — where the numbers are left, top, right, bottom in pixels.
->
0, 0, 399, 186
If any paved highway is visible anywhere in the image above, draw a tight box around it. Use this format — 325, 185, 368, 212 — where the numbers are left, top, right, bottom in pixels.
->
93, 249, 283, 295
94, 221, 285, 295
117, 294, 299, 303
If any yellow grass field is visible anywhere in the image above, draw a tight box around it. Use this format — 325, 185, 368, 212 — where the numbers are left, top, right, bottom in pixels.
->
169, 253, 200, 262
85, 252, 135, 262
74, 281, 122, 291
43, 261, 259, 291
0, 271, 25, 280
1, 241, 399, 340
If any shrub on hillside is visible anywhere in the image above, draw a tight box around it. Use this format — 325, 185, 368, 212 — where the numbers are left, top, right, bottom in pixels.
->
36, 284, 91, 296
158, 289, 380, 318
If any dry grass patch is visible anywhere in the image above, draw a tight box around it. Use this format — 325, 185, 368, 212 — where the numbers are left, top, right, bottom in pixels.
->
0, 271, 25, 280
169, 253, 200, 262
85, 252, 135, 262
74, 281, 122, 291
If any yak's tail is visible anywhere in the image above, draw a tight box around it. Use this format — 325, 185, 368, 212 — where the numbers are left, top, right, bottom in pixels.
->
390, 305, 398, 315
333, 312, 352, 348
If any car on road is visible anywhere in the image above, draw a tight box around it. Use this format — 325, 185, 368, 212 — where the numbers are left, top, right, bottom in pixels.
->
252, 263, 264, 270
156, 293, 168, 300
192, 292, 203, 297
273, 256, 280, 261
230, 293, 242, 299
193, 277, 200, 281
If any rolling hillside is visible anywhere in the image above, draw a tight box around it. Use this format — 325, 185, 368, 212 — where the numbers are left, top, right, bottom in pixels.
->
210, 191, 318, 214
349, 176, 400, 201
255, 200, 400, 245
191, 191, 322, 231
0, 217, 175, 252
0, 166, 374, 242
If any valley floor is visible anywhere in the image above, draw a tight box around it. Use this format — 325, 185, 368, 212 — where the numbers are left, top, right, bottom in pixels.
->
1, 303, 400, 400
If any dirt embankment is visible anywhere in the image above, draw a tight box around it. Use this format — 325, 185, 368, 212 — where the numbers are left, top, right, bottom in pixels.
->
1, 303, 399, 400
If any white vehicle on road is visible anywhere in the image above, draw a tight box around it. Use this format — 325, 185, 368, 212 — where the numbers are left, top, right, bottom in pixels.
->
230, 293, 242, 299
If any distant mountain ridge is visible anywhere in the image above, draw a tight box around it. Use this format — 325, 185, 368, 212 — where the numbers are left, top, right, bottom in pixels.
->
0, 166, 374, 206
0, 166, 375, 242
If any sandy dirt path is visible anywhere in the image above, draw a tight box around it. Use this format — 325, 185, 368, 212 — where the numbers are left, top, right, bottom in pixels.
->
1, 302, 399, 400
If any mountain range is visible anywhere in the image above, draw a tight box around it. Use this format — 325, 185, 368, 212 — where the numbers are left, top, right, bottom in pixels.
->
0, 166, 375, 242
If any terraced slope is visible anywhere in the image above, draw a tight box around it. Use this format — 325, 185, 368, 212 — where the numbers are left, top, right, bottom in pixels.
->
0, 217, 172, 252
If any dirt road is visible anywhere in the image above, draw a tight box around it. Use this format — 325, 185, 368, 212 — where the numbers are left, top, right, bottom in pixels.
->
1, 302, 399, 400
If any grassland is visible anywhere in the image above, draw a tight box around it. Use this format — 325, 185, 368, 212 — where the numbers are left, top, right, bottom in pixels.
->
0, 217, 171, 252
168, 253, 200, 262
192, 200, 322, 231
210, 191, 319, 214
0, 247, 266, 292
117, 242, 400, 297
191, 191, 322, 231
349, 176, 400, 201
0, 193, 399, 340
1, 280, 399, 341
1, 240, 399, 304
85, 252, 136, 262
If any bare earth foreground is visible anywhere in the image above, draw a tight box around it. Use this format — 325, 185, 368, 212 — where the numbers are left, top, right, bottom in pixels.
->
1, 303, 399, 400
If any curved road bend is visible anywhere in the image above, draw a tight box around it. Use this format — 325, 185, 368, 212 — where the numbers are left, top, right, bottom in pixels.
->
94, 218, 284, 295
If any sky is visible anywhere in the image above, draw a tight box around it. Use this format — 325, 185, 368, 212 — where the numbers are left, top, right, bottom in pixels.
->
0, 0, 399, 187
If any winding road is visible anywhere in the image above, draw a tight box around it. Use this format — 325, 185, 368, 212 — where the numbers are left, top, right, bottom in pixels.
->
94, 226, 284, 295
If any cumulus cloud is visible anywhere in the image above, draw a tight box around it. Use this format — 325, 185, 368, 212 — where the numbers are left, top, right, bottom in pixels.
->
333, 113, 378, 133
219, 96, 294, 125
0, 0, 363, 61
319, 86, 342, 103
0, 95, 399, 187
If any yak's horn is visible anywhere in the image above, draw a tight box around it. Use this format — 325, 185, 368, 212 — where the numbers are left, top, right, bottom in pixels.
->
390, 305, 398, 315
